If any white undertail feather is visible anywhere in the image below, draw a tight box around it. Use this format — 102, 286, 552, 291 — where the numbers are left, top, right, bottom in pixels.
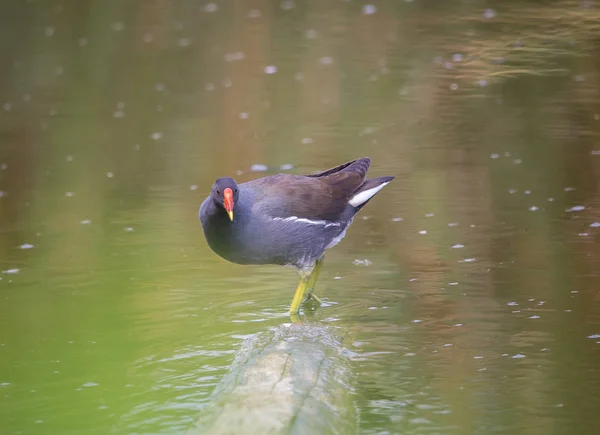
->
348, 181, 390, 207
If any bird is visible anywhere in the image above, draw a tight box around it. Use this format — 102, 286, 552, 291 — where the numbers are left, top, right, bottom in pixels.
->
199, 157, 394, 316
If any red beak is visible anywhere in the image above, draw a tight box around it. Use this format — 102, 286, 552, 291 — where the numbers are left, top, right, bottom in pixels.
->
223, 188, 234, 221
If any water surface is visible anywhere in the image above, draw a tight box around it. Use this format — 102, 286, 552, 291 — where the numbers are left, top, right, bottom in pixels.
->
1, 1, 600, 434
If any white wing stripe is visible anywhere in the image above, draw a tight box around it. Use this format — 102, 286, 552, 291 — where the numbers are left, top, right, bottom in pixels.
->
272, 216, 341, 228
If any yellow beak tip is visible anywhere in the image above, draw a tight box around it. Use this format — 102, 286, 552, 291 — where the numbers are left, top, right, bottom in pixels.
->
227, 210, 234, 221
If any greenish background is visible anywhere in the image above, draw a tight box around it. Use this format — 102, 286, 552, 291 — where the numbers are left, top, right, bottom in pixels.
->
1, 0, 600, 434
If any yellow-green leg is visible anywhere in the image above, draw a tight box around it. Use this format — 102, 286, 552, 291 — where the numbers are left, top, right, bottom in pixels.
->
305, 256, 324, 304
289, 256, 325, 316
289, 273, 310, 315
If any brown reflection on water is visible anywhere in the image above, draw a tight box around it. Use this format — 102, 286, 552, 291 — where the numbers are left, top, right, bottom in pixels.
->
1, 1, 600, 434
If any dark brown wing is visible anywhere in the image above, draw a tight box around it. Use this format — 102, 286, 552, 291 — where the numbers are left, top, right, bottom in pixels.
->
247, 158, 371, 221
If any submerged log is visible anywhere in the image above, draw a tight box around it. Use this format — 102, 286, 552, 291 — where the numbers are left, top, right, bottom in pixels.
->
187, 322, 357, 435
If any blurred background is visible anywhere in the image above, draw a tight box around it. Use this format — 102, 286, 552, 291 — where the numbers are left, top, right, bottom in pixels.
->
1, 0, 600, 434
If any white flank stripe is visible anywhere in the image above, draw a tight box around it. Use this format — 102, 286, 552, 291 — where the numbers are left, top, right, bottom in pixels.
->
348, 181, 390, 207
272, 216, 341, 228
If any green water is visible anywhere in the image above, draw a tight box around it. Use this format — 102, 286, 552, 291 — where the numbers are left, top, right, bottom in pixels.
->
1, 1, 600, 434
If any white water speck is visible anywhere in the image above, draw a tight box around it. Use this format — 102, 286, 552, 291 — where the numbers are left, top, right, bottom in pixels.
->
404, 352, 416, 357
353, 259, 372, 266
490, 153, 500, 159
529, 315, 540, 319
2, 269, 19, 274
443, 343, 453, 347
425, 213, 435, 217
65, 192, 74, 197
305, 29, 318, 39
450, 83, 458, 91
189, 185, 198, 191
333, 276, 342, 280
412, 319, 423, 323
483, 8, 496, 19
590, 222, 600, 228
451, 244, 464, 249
238, 112, 249, 120
369, 306, 377, 310
248, 9, 262, 18
511, 353, 526, 359
178, 38, 191, 47
529, 206, 539, 211
319, 56, 334, 65
203, 3, 218, 13
150, 132, 162, 140
460, 258, 476, 263
362, 4, 377, 14
112, 22, 125, 31
3, 103, 11, 111
280, 0, 295, 10
448, 282, 458, 286
250, 164, 268, 172
45, 27, 55, 37
224, 52, 245, 62
524, 190, 531, 195
548, 197, 554, 202
588, 334, 600, 339
507, 301, 518, 306
566, 205, 585, 212
82, 382, 98, 388
106, 172, 114, 178
418, 230, 427, 235
454, 323, 463, 327
514, 158, 522, 164
391, 217, 403, 222
264, 65, 278, 75
564, 187, 576, 192
280, 164, 294, 170
80, 220, 91, 225
124, 227, 134, 232
448, 222, 459, 227
20, 244, 34, 249
0, 191, 5, 197
474, 356, 484, 359
301, 137, 313, 144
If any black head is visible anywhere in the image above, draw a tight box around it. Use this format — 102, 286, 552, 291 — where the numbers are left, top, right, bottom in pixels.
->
211, 177, 239, 221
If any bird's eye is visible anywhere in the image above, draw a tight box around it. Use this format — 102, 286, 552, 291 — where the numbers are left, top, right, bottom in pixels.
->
235, 188, 238, 193
216, 189, 221, 195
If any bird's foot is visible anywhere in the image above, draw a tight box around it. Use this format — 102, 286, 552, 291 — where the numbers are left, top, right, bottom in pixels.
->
307, 292, 323, 305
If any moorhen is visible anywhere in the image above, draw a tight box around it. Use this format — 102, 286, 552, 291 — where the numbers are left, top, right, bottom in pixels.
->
199, 157, 393, 315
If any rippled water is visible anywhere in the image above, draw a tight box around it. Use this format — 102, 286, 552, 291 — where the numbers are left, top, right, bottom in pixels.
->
1, 1, 600, 434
